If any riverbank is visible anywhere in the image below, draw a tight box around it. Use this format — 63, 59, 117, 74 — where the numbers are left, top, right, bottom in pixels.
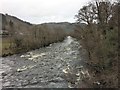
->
71, 30, 118, 88
1, 36, 66, 57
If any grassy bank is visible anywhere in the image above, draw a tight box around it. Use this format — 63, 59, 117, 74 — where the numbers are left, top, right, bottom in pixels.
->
0, 29, 66, 57
1, 34, 66, 57
1, 37, 14, 56
1, 37, 66, 57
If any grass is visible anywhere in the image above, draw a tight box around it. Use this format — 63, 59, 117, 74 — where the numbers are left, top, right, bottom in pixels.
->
0, 34, 66, 57
0, 37, 15, 56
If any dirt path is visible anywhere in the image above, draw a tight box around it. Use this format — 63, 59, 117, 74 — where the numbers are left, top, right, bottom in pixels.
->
1, 36, 90, 88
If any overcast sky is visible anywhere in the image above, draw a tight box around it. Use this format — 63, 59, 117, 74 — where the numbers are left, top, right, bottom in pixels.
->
0, 0, 91, 24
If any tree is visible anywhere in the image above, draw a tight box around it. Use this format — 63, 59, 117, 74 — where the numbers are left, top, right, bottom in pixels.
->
95, 0, 113, 35
75, 0, 119, 87
75, 3, 97, 25
75, 0, 114, 35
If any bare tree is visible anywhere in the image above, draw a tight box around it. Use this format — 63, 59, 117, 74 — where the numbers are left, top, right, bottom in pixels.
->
76, 0, 114, 35
75, 3, 97, 25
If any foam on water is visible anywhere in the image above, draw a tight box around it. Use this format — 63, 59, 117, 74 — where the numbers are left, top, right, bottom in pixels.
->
63, 36, 74, 46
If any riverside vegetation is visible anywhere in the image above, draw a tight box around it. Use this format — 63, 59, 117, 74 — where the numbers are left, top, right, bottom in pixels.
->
71, 0, 119, 88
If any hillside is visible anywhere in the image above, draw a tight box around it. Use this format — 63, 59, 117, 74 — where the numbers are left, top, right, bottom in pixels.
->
1, 13, 87, 36
0, 14, 80, 36
1, 14, 32, 36
38, 22, 76, 33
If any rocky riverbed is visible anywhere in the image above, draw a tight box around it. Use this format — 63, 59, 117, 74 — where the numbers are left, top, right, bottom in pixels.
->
1, 36, 90, 88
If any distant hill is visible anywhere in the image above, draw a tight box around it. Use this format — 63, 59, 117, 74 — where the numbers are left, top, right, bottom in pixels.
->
0, 13, 33, 36
38, 22, 86, 33
38, 22, 76, 33
0, 13, 86, 36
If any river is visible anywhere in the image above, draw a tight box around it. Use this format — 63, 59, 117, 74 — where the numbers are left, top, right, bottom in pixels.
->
1, 36, 90, 88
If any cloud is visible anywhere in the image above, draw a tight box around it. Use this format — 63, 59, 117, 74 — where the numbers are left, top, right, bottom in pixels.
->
0, 0, 90, 24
